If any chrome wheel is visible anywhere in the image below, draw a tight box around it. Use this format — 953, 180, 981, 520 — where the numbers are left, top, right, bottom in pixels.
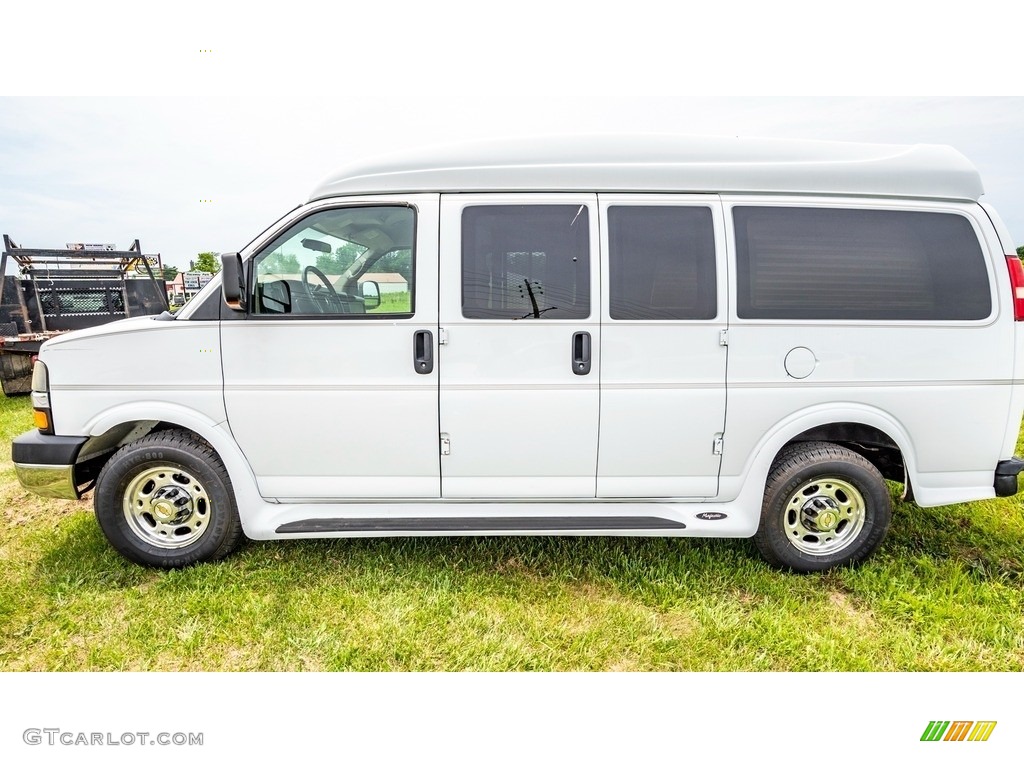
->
122, 464, 211, 549
784, 476, 866, 556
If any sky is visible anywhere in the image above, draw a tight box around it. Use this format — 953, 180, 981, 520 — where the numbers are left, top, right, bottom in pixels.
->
0, 2, 1019, 274
1, 3, 1022, 271
2, 96, 1022, 272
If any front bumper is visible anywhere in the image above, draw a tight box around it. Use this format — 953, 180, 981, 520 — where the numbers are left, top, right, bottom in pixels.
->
12, 430, 88, 500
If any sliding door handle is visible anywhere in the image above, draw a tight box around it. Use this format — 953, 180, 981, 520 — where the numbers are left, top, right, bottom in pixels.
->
413, 330, 434, 374
572, 331, 591, 375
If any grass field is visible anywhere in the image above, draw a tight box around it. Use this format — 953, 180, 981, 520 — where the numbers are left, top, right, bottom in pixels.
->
368, 291, 411, 314
1, 394, 1022, 671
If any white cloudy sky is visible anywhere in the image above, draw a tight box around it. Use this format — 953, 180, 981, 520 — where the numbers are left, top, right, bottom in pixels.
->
1, 2, 1022, 270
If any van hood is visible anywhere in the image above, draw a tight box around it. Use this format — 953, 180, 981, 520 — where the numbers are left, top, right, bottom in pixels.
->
41, 315, 170, 349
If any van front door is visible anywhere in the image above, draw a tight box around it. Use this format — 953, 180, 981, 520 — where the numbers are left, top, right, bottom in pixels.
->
439, 194, 600, 498
221, 196, 440, 500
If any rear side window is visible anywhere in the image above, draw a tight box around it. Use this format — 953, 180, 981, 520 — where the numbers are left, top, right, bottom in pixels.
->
734, 207, 991, 320
462, 205, 590, 319
608, 206, 717, 320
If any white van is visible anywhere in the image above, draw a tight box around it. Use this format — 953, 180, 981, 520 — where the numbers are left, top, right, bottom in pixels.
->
13, 136, 1024, 572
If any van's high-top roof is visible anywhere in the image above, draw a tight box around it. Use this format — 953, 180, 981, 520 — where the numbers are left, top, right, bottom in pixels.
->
309, 135, 984, 202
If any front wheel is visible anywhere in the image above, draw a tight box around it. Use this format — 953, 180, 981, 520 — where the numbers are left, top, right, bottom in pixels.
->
94, 429, 243, 568
753, 442, 892, 572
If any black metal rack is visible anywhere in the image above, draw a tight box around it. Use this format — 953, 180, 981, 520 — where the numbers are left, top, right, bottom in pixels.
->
1, 234, 169, 334
0, 235, 170, 395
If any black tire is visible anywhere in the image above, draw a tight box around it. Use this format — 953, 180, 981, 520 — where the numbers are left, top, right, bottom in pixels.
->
753, 441, 892, 572
94, 429, 243, 568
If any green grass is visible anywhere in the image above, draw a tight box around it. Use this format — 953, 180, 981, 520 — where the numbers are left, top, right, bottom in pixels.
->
1, 394, 1022, 671
368, 291, 411, 314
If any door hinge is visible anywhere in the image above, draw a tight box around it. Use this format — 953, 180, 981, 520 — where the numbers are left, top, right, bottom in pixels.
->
713, 435, 724, 455
440, 433, 451, 456
719, 329, 729, 347
438, 327, 449, 345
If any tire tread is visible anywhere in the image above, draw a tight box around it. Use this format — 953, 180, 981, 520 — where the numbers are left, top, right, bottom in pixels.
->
94, 429, 243, 568
753, 441, 892, 572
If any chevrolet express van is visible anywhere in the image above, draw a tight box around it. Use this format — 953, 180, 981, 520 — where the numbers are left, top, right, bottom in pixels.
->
13, 136, 1024, 572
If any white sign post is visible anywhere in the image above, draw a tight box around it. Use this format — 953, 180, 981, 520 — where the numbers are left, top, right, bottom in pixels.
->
66, 243, 117, 251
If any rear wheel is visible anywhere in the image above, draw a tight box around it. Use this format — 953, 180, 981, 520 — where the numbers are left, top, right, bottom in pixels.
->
753, 442, 892, 572
94, 429, 243, 568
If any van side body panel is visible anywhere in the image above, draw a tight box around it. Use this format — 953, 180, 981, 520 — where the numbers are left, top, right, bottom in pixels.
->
721, 196, 1013, 508
979, 201, 1024, 459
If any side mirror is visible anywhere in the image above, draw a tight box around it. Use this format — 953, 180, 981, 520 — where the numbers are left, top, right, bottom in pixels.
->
360, 280, 381, 310
220, 253, 247, 312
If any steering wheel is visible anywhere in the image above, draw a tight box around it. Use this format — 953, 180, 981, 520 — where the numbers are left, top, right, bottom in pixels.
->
302, 265, 341, 310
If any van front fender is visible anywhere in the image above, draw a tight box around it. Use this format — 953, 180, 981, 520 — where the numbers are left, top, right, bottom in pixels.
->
81, 402, 265, 534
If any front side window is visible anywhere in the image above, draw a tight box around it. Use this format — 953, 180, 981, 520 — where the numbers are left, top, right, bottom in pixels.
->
252, 206, 415, 316
462, 205, 590, 319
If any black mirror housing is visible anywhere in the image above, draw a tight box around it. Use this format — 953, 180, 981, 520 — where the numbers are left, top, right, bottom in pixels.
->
220, 253, 246, 312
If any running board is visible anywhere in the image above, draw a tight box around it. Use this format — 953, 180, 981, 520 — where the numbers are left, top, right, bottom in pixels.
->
276, 516, 686, 534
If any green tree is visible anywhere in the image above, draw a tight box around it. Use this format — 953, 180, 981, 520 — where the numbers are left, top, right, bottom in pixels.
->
193, 252, 221, 274
1017, 245, 1024, 259
374, 249, 413, 282
162, 265, 179, 281
261, 252, 301, 274
316, 242, 364, 275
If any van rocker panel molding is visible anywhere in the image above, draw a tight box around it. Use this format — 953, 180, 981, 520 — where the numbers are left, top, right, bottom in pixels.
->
276, 516, 687, 534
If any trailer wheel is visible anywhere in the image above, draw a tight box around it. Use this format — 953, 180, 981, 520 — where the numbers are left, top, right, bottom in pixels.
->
94, 429, 243, 567
753, 441, 892, 572
0, 351, 35, 396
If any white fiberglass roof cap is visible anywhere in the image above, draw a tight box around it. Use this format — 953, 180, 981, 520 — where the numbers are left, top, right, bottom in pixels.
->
309, 135, 984, 202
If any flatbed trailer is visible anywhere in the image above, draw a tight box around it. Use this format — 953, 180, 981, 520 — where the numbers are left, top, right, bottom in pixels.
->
0, 332, 62, 395
1, 234, 168, 395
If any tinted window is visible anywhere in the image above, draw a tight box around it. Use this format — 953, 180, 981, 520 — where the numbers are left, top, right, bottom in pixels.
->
252, 206, 414, 317
734, 207, 991, 320
608, 206, 716, 320
462, 205, 590, 319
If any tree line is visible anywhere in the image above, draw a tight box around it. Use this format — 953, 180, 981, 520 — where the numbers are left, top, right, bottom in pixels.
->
162, 252, 221, 281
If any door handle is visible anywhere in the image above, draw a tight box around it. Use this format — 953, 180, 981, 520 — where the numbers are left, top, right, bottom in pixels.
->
413, 330, 434, 374
572, 331, 591, 375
